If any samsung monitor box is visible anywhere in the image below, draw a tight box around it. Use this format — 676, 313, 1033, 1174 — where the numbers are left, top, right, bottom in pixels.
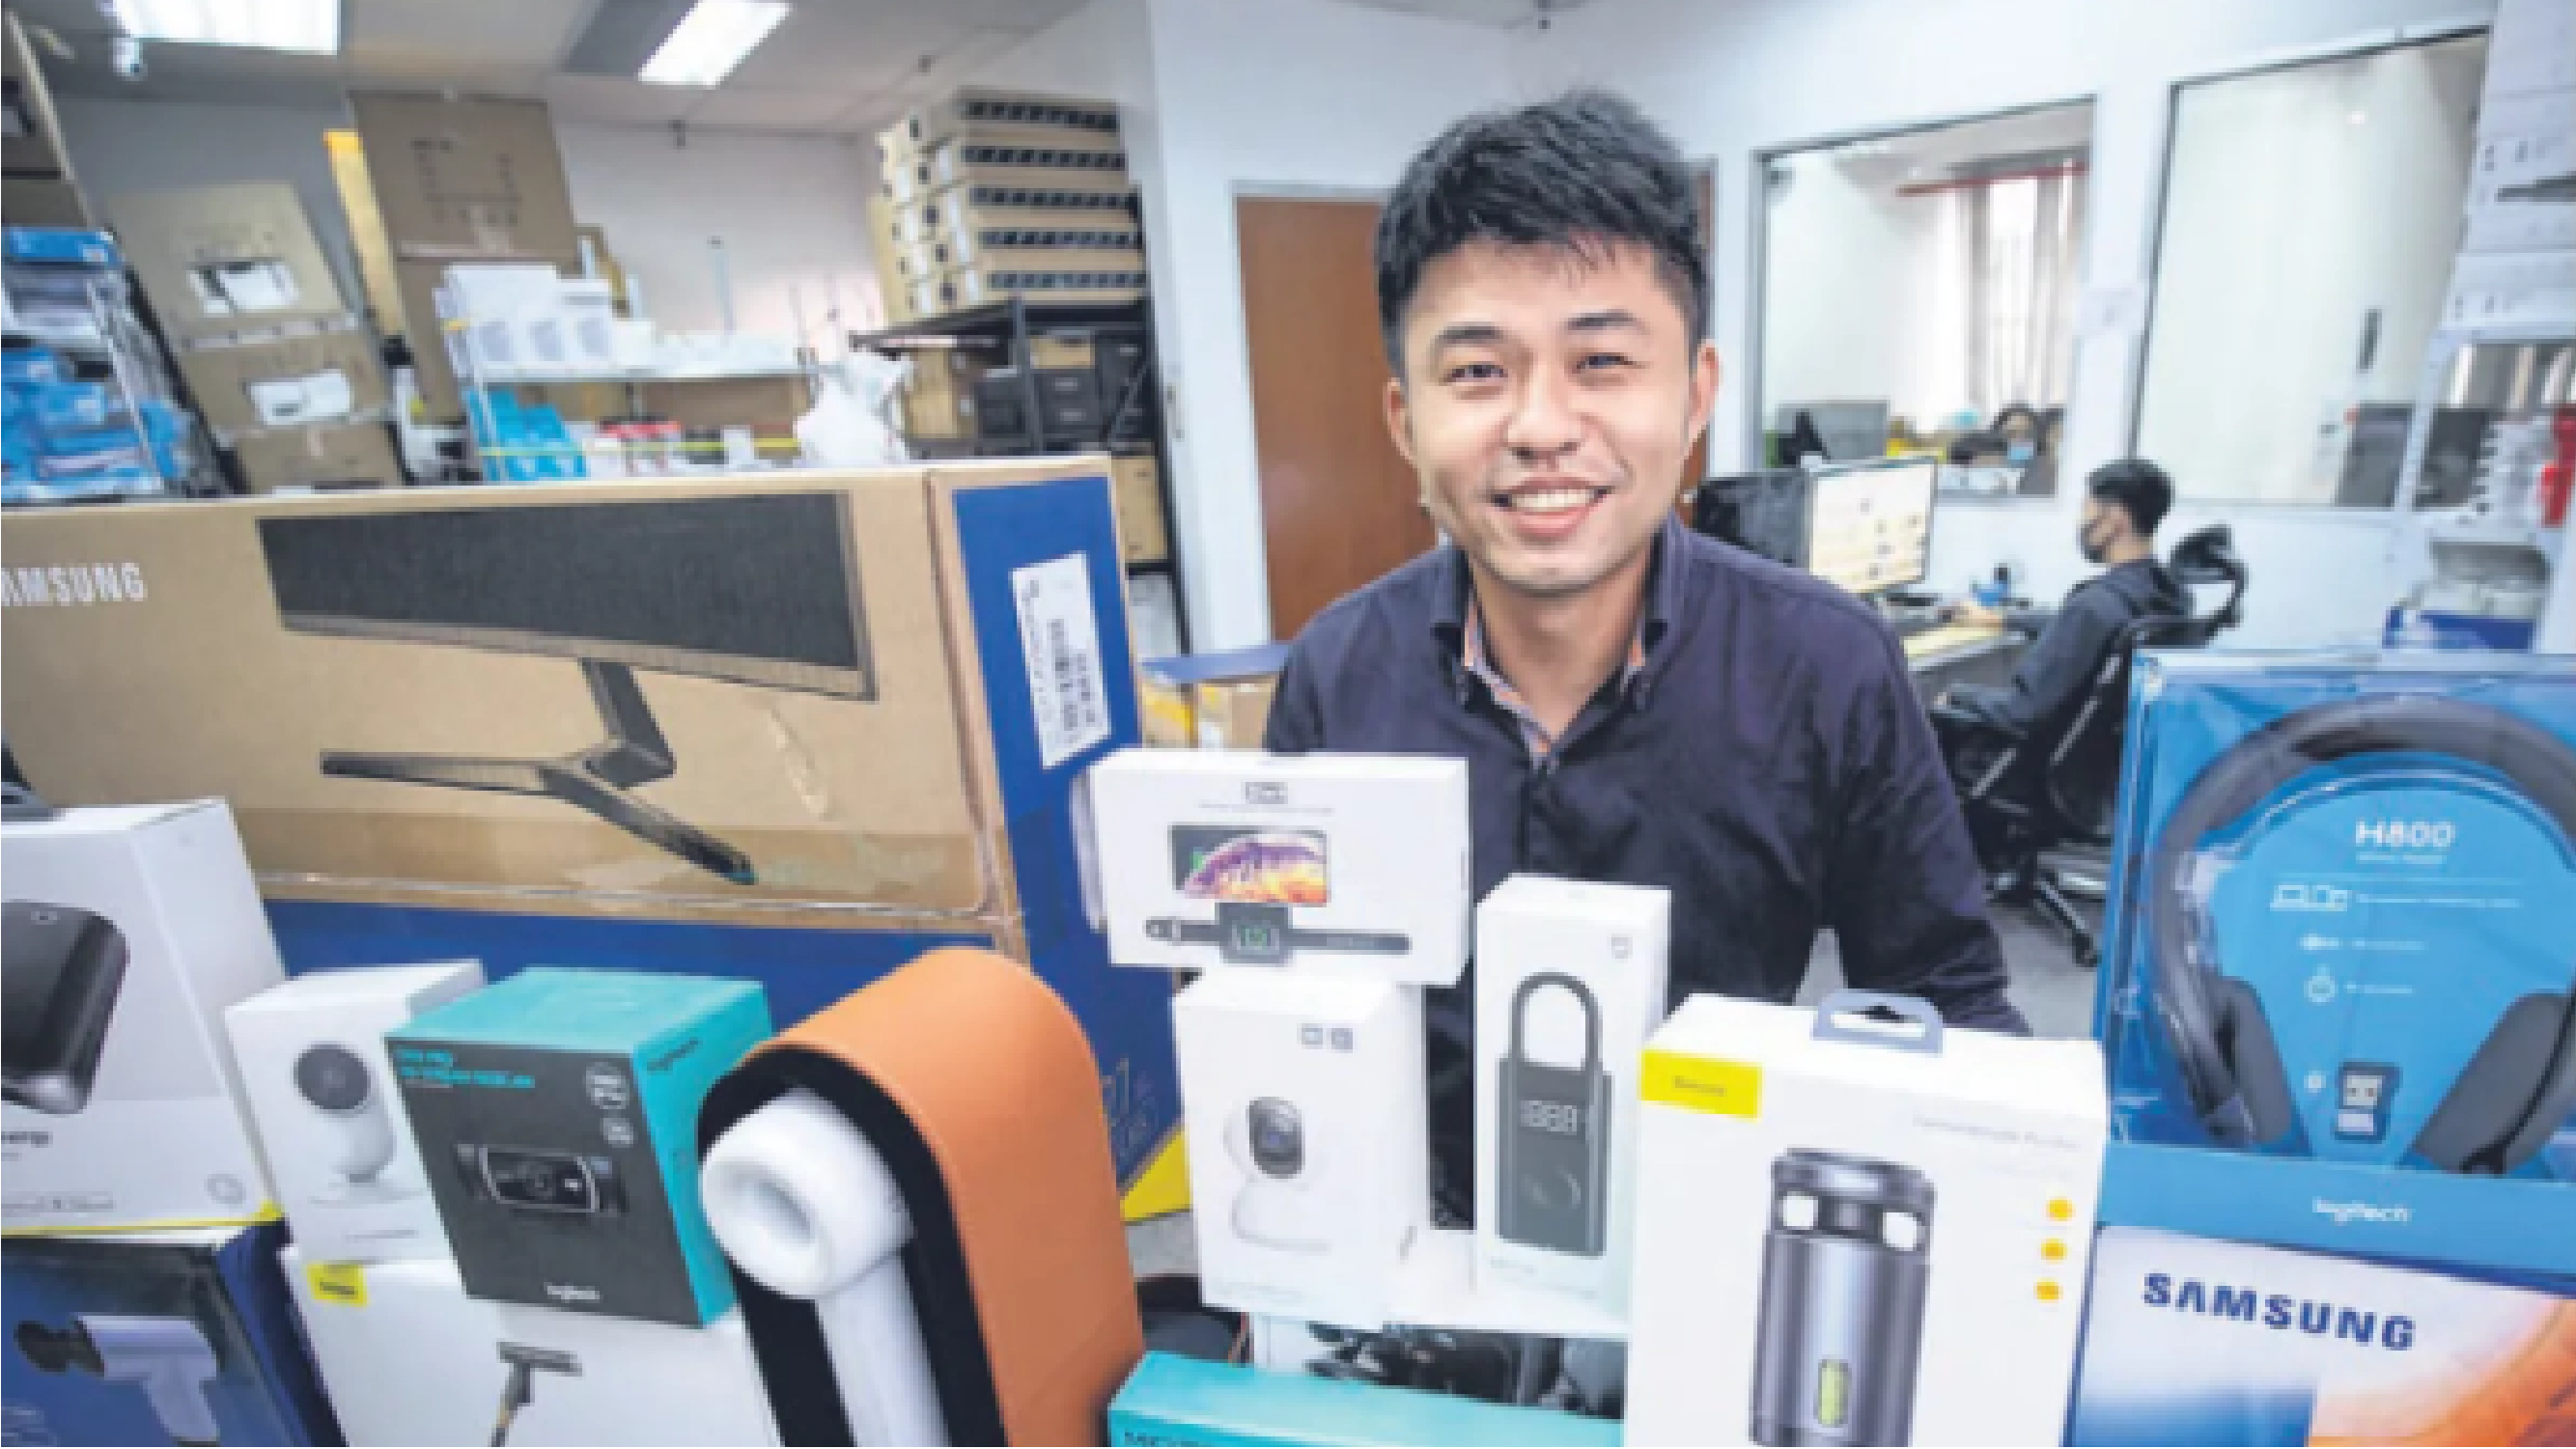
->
282, 1243, 779, 1446
2, 801, 282, 1233
390, 967, 770, 1325
223, 960, 485, 1263
0, 460, 1187, 1221
1624, 992, 2108, 1447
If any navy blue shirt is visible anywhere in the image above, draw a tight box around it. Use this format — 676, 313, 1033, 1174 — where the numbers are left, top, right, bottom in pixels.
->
1265, 516, 2026, 1213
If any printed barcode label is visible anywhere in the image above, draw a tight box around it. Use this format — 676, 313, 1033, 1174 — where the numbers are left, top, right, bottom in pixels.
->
1013, 553, 1110, 769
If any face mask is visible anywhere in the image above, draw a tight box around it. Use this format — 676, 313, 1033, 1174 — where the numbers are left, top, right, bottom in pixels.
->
2007, 442, 2036, 464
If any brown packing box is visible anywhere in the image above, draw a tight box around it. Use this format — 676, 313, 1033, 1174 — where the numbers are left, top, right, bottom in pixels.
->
3, 177, 90, 228
4, 13, 74, 180
950, 259, 1148, 310
227, 421, 404, 492
1135, 651, 1285, 750
350, 94, 580, 262
902, 89, 1120, 154
1193, 678, 1277, 749
106, 183, 350, 344
900, 351, 985, 439
179, 327, 388, 435
0, 460, 1120, 942
1112, 455, 1168, 565
926, 132, 1129, 197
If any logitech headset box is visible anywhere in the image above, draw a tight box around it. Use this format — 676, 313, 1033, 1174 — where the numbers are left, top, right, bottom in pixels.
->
2092, 653, 2576, 1277
3, 801, 282, 1233
389, 967, 770, 1325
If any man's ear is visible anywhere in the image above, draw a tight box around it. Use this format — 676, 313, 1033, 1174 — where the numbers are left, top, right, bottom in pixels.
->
1385, 375, 1416, 468
1685, 339, 1721, 446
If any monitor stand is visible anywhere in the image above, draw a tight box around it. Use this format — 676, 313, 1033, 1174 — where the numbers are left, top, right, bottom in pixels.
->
319, 659, 758, 884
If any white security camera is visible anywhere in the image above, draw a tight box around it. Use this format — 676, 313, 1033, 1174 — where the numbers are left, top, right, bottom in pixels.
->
16, 1314, 219, 1445
1226, 1097, 1329, 1253
292, 1043, 399, 1198
111, 35, 145, 81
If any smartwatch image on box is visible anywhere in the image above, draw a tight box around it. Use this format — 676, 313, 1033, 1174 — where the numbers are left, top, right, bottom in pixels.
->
1145, 827, 1409, 964
1751, 1151, 1933, 1448
1225, 1097, 1329, 1253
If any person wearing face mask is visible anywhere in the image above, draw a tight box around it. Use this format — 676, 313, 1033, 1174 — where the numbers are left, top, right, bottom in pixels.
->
1991, 404, 2043, 468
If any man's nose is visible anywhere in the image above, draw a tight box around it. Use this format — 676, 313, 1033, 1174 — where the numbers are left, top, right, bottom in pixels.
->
1505, 368, 1582, 459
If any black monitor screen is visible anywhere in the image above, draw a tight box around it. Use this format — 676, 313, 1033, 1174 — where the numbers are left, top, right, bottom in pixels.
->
259, 492, 874, 698
1693, 470, 1810, 570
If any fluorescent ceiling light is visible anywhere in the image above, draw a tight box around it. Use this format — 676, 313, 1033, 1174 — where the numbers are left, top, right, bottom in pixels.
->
641, 0, 790, 87
111, 0, 340, 54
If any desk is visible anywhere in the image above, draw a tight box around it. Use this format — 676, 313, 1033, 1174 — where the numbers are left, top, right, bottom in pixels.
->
1904, 627, 2029, 702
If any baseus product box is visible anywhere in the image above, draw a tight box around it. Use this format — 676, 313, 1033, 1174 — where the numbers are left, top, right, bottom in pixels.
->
2, 802, 282, 1234
1090, 748, 1471, 982
1, 1224, 340, 1446
1474, 876, 1670, 1313
390, 967, 770, 1324
2069, 1226, 2576, 1446
222, 960, 484, 1263
0, 460, 1187, 1215
2092, 654, 2576, 1277
1624, 991, 2107, 1446
1175, 969, 1428, 1325
281, 1244, 778, 1446
1109, 1351, 1623, 1446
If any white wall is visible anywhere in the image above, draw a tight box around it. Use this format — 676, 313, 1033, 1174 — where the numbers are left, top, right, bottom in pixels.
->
1760, 153, 1952, 425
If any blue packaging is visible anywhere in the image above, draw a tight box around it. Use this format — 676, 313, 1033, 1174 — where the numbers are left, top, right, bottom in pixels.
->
20, 380, 113, 431
1107, 1352, 1623, 1446
2094, 652, 2576, 1276
2, 347, 70, 388
0, 1225, 340, 1446
2, 228, 124, 271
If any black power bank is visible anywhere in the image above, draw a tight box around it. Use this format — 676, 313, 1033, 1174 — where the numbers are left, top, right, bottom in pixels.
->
3, 903, 130, 1115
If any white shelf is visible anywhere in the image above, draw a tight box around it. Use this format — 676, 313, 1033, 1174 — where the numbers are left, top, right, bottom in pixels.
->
2420, 515, 2567, 563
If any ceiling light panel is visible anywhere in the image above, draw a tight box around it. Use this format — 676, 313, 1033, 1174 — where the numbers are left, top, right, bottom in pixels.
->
640, 0, 789, 87
112, 0, 341, 54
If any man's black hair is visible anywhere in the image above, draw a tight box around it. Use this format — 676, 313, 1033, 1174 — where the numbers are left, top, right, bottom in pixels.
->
2089, 458, 2175, 537
1374, 91, 1708, 373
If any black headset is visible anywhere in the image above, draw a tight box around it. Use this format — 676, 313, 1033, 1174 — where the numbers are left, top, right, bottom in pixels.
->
2146, 692, 2576, 1175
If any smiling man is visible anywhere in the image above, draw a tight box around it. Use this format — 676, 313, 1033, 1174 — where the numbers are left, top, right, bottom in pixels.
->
1263, 93, 2026, 1218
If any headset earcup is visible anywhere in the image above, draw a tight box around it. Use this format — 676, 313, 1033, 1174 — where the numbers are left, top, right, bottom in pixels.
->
2413, 994, 2576, 1175
2213, 976, 2297, 1146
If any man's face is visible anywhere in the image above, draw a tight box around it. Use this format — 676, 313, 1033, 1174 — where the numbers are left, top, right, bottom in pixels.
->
1385, 239, 1718, 601
2080, 495, 2122, 563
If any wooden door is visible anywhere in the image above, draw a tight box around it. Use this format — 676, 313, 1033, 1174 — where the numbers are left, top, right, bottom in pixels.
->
1238, 195, 1434, 641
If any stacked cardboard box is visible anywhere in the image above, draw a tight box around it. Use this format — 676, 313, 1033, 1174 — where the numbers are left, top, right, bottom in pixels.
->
2, 14, 90, 228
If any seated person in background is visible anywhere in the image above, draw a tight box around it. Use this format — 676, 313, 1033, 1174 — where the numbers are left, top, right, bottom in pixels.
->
1991, 404, 2042, 465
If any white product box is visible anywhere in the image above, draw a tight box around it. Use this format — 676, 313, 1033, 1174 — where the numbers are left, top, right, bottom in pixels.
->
282, 1245, 780, 1446
1475, 877, 1670, 1314
2, 801, 282, 1232
223, 961, 485, 1263
1175, 970, 1428, 1326
1088, 749, 1470, 984
1625, 992, 2107, 1447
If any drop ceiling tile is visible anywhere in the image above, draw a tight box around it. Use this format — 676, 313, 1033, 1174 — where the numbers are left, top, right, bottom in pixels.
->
349, 0, 592, 69
544, 71, 700, 126
681, 87, 863, 131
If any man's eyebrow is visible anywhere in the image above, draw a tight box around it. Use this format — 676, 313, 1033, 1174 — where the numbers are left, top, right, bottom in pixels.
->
1428, 321, 1507, 353
1568, 309, 1646, 335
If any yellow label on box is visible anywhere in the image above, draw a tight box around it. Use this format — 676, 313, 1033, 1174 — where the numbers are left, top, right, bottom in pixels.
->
305, 1261, 368, 1308
1641, 1048, 1762, 1117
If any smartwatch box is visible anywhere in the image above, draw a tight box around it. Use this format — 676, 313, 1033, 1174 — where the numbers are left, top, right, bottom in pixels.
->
223, 961, 485, 1264
1474, 876, 1670, 1314
3, 800, 282, 1233
1087, 748, 1470, 983
1109, 1350, 1622, 1446
1624, 991, 2107, 1447
388, 967, 770, 1325
281, 1243, 779, 1446
1174, 968, 1427, 1325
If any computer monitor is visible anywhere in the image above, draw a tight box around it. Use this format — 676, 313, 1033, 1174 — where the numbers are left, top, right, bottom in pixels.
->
1804, 458, 1937, 598
1692, 469, 1811, 569
1771, 401, 1890, 465
258, 492, 876, 885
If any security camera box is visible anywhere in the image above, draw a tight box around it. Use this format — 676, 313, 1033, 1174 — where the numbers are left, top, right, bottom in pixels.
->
1175, 969, 1428, 1326
1, 1223, 340, 1446
2092, 653, 2576, 1279
2068, 1226, 2576, 1446
280, 1243, 779, 1445
1475, 876, 1670, 1314
222, 961, 485, 1264
1624, 993, 2108, 1447
1090, 748, 1470, 983
388, 967, 771, 1325
2, 800, 283, 1233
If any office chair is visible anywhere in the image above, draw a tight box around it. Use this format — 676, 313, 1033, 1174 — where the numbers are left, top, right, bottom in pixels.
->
1949, 525, 2247, 964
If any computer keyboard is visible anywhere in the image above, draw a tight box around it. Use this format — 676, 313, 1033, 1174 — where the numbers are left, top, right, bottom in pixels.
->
1899, 621, 2005, 659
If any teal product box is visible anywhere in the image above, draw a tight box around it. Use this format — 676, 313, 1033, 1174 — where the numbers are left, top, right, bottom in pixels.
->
21, 380, 110, 430
388, 967, 770, 1325
1107, 1352, 1624, 1447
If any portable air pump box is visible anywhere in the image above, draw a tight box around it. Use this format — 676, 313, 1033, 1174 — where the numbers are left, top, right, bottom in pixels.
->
281, 1243, 779, 1446
1624, 991, 2108, 1447
3, 801, 283, 1234
1174, 969, 1428, 1325
223, 961, 485, 1264
1474, 875, 1669, 1314
1088, 748, 1470, 984
388, 967, 770, 1325
2092, 654, 2576, 1278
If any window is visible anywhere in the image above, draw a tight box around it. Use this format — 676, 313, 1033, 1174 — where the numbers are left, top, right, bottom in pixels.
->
2135, 34, 2488, 506
1756, 102, 2093, 495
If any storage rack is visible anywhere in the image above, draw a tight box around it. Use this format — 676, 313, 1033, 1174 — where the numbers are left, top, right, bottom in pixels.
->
852, 294, 1190, 651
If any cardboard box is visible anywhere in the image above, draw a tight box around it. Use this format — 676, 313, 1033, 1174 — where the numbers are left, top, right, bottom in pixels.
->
2, 801, 283, 1234
177, 326, 387, 436
3, 1225, 339, 1446
901, 88, 1121, 154
936, 184, 1140, 251
925, 129, 1129, 195
104, 183, 349, 344
950, 256, 1149, 309
1137, 645, 1289, 750
227, 420, 404, 491
1624, 994, 2107, 1446
1109, 1351, 1622, 1447
1475, 877, 1670, 1314
1090, 748, 1470, 981
1112, 454, 1168, 565
282, 1244, 779, 1446
222, 961, 485, 1263
899, 351, 982, 438
349, 93, 580, 262
948, 214, 1145, 271
1176, 970, 1427, 1326
3, 14, 79, 189
2, 178, 92, 229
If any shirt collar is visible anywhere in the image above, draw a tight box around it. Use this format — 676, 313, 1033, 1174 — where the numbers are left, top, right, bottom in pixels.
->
1433, 514, 1685, 701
